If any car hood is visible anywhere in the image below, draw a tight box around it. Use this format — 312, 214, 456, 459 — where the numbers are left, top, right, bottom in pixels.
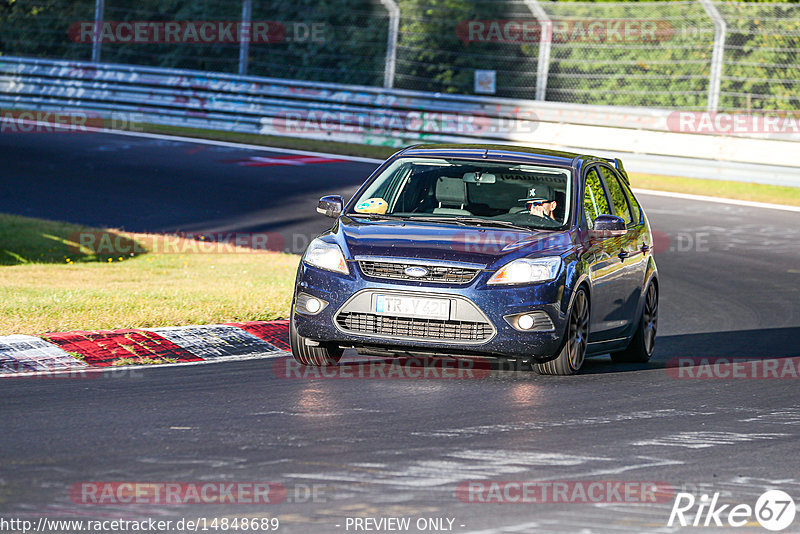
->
336, 216, 572, 268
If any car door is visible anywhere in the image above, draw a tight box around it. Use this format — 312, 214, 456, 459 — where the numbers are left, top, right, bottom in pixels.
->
597, 165, 645, 337
581, 166, 632, 340
615, 168, 651, 288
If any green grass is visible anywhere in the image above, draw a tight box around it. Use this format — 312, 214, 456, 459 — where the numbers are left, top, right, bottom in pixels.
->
0, 213, 299, 336
629, 173, 800, 207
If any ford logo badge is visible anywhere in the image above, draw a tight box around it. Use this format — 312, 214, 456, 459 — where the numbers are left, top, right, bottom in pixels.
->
404, 266, 428, 278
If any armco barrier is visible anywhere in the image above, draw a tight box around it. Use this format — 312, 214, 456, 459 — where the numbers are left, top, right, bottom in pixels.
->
0, 56, 797, 184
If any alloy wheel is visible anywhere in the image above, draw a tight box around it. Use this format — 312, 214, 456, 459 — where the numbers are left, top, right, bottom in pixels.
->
568, 290, 590, 370
643, 284, 658, 355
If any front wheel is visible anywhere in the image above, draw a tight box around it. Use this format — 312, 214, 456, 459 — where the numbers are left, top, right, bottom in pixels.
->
289, 316, 342, 367
611, 282, 658, 363
534, 288, 590, 376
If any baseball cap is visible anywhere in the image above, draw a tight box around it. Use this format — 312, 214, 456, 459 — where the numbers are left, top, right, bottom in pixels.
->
518, 184, 555, 202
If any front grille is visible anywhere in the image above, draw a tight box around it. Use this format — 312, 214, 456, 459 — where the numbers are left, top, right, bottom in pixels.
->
337, 312, 493, 342
359, 261, 480, 284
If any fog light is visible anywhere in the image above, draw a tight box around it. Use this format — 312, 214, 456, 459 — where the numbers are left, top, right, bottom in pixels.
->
296, 293, 328, 315
304, 297, 322, 314
517, 314, 535, 330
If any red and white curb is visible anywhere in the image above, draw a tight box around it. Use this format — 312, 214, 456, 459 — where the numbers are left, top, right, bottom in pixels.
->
0, 321, 290, 377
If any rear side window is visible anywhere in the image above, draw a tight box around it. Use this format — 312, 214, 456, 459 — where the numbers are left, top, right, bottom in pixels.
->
600, 166, 633, 226
619, 179, 641, 225
583, 168, 611, 229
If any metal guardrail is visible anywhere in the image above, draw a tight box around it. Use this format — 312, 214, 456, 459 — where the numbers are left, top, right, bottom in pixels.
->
0, 56, 798, 185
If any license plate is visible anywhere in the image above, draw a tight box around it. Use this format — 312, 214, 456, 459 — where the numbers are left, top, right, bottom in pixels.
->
374, 295, 450, 320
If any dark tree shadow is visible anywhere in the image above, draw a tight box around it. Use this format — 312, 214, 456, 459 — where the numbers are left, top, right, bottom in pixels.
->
0, 213, 148, 265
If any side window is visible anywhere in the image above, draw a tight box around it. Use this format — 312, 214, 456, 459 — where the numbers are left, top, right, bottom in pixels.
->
620, 179, 641, 225
583, 168, 611, 229
600, 166, 633, 226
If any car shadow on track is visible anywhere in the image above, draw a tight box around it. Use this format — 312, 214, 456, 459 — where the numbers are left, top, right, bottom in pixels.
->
581, 326, 800, 375
274, 326, 800, 378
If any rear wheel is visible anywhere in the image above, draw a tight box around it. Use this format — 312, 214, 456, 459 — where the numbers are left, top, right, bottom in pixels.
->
534, 288, 589, 376
289, 315, 342, 366
611, 282, 658, 363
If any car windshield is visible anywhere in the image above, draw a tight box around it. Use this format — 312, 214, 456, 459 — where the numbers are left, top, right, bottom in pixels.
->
348, 157, 571, 229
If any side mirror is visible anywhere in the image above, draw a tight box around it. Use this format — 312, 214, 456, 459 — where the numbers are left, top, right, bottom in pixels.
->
590, 214, 627, 237
317, 195, 344, 218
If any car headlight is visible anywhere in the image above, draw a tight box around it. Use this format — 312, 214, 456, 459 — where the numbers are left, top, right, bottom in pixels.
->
303, 239, 349, 275
488, 256, 562, 285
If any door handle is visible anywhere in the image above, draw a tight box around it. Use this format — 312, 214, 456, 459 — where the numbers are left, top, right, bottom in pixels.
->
618, 250, 629, 260
641, 244, 650, 253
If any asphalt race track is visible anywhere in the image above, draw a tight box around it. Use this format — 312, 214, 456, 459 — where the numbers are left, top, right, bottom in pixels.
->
0, 131, 371, 253
2, 132, 800, 533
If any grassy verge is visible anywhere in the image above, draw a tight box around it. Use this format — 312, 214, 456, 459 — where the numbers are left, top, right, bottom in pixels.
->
0, 213, 298, 336
629, 172, 800, 207
128, 123, 800, 206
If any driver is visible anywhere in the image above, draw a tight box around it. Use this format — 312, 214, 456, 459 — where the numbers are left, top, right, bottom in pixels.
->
519, 185, 558, 221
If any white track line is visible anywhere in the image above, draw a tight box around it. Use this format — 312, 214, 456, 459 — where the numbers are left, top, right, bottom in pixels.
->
3, 117, 797, 211
0, 117, 384, 163
110, 128, 386, 163
632, 188, 800, 213
100, 127, 800, 214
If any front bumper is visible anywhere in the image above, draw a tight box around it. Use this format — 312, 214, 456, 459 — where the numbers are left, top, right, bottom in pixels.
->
292, 261, 570, 359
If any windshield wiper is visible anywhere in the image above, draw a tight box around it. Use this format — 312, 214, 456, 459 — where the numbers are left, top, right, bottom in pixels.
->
396, 215, 535, 232
348, 213, 412, 221
351, 214, 537, 233
451, 217, 535, 232
395, 216, 471, 226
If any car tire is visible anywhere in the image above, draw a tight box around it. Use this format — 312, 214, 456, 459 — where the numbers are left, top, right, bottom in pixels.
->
534, 287, 589, 376
289, 315, 343, 367
611, 282, 658, 363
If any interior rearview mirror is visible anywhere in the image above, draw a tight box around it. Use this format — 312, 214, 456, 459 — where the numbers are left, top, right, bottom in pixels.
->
463, 172, 496, 184
317, 195, 344, 218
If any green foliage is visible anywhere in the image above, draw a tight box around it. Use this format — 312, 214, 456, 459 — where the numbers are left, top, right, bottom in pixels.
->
0, 0, 797, 110
0, 0, 94, 60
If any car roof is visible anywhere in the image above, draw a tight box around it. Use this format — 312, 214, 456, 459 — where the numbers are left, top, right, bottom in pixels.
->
398, 144, 606, 168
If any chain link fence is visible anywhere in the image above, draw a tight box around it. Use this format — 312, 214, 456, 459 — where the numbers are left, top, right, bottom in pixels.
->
527, 1, 716, 109
716, 2, 800, 111
0, 0, 798, 111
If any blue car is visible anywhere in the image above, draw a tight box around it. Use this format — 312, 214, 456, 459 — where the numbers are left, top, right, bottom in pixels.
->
290, 144, 658, 375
